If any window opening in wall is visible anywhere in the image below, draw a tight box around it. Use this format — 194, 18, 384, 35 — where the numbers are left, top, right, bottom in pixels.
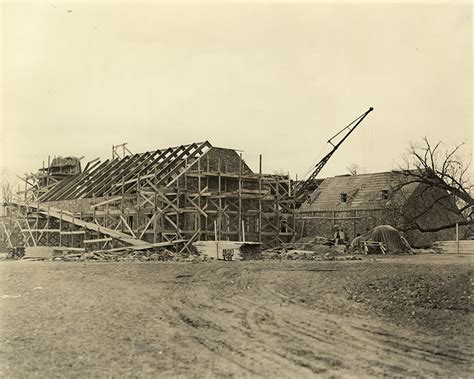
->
340, 193, 348, 203
381, 189, 389, 199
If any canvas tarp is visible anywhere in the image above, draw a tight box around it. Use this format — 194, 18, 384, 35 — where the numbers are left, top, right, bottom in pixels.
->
350, 225, 411, 254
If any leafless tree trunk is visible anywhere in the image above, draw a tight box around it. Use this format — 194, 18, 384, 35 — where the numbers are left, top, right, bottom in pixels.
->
392, 137, 473, 233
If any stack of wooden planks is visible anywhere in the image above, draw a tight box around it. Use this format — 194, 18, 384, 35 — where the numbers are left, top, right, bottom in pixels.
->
432, 240, 474, 254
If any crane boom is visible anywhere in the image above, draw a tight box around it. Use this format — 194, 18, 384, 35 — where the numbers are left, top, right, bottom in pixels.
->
293, 107, 374, 203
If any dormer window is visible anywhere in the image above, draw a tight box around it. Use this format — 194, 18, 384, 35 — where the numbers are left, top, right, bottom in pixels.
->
381, 189, 389, 199
340, 192, 348, 203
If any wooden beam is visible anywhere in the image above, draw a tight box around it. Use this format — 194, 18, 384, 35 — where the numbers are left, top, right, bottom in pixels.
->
84, 237, 112, 244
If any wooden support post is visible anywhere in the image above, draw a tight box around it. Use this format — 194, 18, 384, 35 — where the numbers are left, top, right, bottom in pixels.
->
46, 207, 50, 246
276, 176, 280, 244
456, 222, 459, 254
136, 174, 140, 235
214, 220, 219, 259
47, 155, 51, 188
218, 158, 222, 241
287, 171, 291, 197
238, 153, 242, 241
292, 188, 297, 241
197, 157, 202, 241
121, 177, 125, 233
176, 172, 181, 244
24, 176, 27, 203
154, 166, 159, 243
59, 209, 63, 246
35, 199, 40, 245
184, 158, 188, 189
258, 154, 262, 243
153, 192, 157, 243
353, 210, 357, 240
205, 176, 209, 240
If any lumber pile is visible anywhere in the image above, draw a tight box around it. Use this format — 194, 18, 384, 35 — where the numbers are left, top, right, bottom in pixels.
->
192, 241, 261, 260
260, 235, 359, 261
50, 248, 206, 262
432, 240, 474, 254
18, 243, 207, 262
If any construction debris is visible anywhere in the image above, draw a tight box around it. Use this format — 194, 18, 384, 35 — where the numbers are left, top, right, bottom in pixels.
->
349, 225, 411, 254
262, 247, 361, 261
51, 248, 207, 262
432, 240, 474, 254
193, 241, 261, 260
7, 246, 25, 259
261, 236, 360, 261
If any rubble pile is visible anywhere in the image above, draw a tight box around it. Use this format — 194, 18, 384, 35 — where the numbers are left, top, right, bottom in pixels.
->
60, 249, 170, 262
262, 236, 361, 261
261, 249, 361, 261
50, 248, 207, 262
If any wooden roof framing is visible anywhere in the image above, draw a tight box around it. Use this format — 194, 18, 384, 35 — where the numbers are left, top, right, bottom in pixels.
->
39, 141, 213, 201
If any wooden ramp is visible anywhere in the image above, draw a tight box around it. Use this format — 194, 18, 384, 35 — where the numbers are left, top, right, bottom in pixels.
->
14, 201, 151, 247
432, 240, 474, 254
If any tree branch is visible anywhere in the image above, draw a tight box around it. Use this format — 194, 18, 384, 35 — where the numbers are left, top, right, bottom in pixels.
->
412, 219, 474, 233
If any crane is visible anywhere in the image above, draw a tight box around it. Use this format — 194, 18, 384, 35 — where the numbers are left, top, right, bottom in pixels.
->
293, 107, 374, 205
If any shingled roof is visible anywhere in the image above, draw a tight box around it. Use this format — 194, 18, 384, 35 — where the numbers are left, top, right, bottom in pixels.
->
301, 171, 419, 211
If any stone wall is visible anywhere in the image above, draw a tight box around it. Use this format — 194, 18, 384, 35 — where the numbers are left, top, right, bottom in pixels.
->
204, 147, 253, 174
297, 208, 394, 243
297, 203, 459, 248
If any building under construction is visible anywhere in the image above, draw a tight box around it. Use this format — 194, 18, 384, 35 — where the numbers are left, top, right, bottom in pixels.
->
2, 141, 297, 253
1, 108, 374, 254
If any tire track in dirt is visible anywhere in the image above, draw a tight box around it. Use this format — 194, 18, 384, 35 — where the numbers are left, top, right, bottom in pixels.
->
201, 270, 349, 376
191, 265, 473, 378
163, 267, 332, 376
156, 271, 288, 376
1, 260, 472, 378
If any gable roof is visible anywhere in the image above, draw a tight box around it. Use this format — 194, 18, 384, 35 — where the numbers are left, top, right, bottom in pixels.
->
300, 171, 419, 211
40, 141, 216, 201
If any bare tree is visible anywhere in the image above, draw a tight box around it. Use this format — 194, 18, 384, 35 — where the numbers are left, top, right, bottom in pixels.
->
272, 169, 288, 177
393, 137, 473, 232
1, 170, 13, 206
346, 164, 366, 175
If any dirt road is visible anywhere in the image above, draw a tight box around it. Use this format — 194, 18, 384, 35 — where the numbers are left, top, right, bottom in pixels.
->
0, 255, 472, 378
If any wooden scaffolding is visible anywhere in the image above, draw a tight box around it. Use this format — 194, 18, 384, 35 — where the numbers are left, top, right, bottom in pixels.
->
2, 142, 296, 252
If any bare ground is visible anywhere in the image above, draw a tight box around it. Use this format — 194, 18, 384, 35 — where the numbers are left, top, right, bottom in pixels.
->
0, 255, 472, 378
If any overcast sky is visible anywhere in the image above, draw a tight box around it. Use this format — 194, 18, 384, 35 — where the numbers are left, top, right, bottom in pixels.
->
1, 1, 472, 184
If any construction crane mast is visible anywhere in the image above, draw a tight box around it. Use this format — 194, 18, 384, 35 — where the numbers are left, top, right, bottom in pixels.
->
293, 107, 374, 205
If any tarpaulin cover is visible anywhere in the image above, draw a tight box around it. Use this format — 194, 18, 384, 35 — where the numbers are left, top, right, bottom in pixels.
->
350, 225, 411, 254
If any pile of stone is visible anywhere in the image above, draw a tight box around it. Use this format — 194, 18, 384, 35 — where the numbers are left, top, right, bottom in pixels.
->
261, 247, 361, 261
16, 245, 208, 262
53, 248, 207, 262
262, 236, 360, 261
